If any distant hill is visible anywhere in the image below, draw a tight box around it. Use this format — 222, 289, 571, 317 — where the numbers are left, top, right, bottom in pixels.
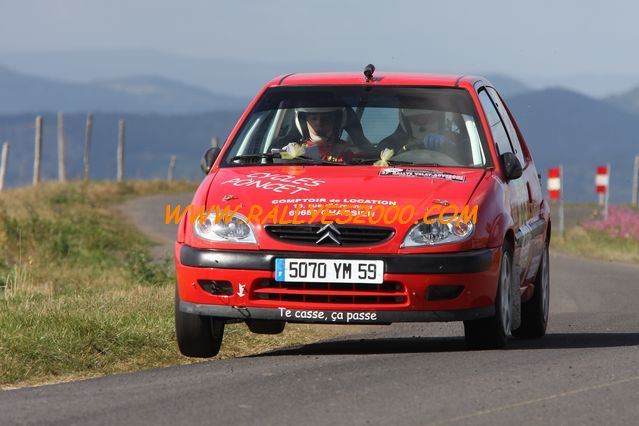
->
507, 88, 639, 202
0, 65, 247, 114
605, 85, 639, 115
484, 74, 532, 98
2, 48, 589, 99
528, 73, 639, 98
0, 49, 352, 99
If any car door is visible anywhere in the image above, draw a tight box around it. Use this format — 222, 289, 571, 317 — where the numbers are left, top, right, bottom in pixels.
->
477, 87, 530, 288
486, 87, 546, 281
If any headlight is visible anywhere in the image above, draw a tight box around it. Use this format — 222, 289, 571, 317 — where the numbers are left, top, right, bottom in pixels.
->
193, 212, 257, 244
401, 215, 474, 247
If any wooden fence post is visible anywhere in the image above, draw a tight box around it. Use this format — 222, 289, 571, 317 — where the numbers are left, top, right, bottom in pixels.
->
0, 142, 8, 192
57, 111, 66, 182
83, 113, 93, 181
167, 155, 176, 182
117, 118, 125, 182
33, 115, 43, 186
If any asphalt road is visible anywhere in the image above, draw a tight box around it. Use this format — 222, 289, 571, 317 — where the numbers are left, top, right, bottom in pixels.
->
2, 195, 639, 425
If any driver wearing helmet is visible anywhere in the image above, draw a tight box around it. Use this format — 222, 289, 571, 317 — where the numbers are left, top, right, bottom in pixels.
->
293, 106, 358, 162
378, 108, 453, 154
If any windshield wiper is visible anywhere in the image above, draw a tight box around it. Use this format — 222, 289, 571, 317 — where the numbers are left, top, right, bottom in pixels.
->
347, 158, 421, 166
230, 153, 278, 163
292, 156, 347, 166
230, 153, 345, 166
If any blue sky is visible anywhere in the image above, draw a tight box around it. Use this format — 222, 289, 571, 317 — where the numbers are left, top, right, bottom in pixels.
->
0, 0, 637, 95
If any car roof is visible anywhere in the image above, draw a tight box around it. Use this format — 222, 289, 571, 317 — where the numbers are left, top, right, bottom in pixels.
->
266, 72, 487, 89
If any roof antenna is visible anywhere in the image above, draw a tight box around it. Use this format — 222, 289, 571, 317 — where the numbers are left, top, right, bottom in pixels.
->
364, 64, 375, 82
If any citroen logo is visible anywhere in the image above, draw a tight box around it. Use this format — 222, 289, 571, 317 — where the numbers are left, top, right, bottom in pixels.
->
315, 223, 342, 245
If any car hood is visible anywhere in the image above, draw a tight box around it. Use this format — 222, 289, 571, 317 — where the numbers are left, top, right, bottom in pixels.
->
207, 165, 484, 222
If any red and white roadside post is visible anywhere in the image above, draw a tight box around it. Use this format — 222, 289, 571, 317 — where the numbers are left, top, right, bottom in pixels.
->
596, 164, 610, 220
548, 166, 563, 236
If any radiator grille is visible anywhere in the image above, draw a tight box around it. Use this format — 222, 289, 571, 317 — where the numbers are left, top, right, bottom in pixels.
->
264, 224, 394, 246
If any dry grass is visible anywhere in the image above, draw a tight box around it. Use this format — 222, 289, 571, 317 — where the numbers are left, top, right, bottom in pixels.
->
0, 181, 353, 389
552, 225, 639, 264
1, 285, 350, 388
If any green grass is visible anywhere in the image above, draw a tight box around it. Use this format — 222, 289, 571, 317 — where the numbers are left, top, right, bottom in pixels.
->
552, 226, 639, 264
0, 181, 349, 388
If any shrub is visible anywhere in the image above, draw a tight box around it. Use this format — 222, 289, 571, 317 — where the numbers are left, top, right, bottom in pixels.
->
582, 206, 639, 241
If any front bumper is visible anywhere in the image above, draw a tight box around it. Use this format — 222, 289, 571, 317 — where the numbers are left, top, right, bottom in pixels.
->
179, 245, 495, 274
175, 243, 501, 323
179, 301, 495, 324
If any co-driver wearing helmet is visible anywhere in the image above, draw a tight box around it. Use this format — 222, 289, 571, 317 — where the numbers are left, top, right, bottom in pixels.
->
377, 108, 453, 154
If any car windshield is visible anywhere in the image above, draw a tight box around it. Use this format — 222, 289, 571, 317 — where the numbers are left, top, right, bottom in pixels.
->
221, 86, 489, 168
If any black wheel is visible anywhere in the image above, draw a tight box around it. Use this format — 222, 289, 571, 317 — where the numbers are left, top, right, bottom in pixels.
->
246, 320, 286, 335
175, 288, 225, 358
464, 242, 513, 349
513, 241, 550, 339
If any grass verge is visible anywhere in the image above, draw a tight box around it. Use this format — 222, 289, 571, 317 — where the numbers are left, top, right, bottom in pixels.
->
0, 181, 351, 389
552, 226, 639, 264
551, 204, 639, 264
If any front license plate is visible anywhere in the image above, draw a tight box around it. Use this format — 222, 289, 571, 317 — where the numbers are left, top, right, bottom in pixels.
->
275, 259, 384, 284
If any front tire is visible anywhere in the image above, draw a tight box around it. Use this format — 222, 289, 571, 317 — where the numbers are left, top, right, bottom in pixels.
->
464, 243, 513, 349
513, 241, 550, 338
175, 288, 225, 358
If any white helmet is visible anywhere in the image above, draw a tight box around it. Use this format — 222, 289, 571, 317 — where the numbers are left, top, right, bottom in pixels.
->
295, 106, 347, 142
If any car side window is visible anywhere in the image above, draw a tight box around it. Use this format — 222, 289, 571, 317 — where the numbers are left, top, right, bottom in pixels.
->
486, 87, 526, 165
477, 89, 512, 156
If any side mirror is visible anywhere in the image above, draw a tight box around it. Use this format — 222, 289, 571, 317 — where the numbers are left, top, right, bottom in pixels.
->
500, 152, 523, 180
200, 147, 221, 174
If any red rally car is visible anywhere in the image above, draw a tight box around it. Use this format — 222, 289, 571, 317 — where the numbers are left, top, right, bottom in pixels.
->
174, 66, 551, 357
